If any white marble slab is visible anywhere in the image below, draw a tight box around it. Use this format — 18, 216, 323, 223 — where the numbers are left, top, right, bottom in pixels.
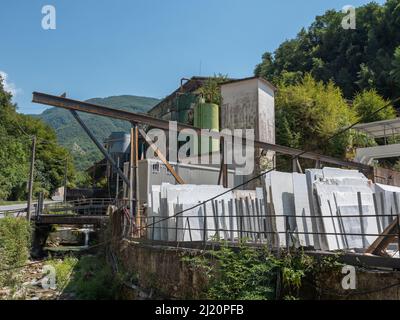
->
292, 173, 314, 247
334, 191, 378, 249
269, 171, 295, 247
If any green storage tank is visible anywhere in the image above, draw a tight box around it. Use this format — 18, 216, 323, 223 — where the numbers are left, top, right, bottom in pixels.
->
194, 102, 220, 154
176, 93, 198, 124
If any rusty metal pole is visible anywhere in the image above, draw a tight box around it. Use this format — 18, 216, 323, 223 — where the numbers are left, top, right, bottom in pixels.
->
130, 124, 140, 237
27, 136, 36, 221
134, 125, 140, 236
115, 157, 120, 201
63, 158, 68, 204
130, 126, 135, 236
219, 136, 228, 188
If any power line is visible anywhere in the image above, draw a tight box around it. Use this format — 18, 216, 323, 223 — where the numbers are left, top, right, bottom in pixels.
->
140, 95, 400, 232
2, 96, 399, 271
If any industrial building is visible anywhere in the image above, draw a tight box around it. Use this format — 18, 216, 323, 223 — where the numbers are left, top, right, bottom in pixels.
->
32, 74, 400, 257
101, 76, 277, 197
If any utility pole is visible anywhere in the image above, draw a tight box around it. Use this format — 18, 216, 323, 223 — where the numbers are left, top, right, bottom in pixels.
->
130, 126, 135, 234
63, 159, 68, 203
130, 124, 139, 237
134, 125, 139, 234
115, 157, 120, 201
27, 136, 36, 221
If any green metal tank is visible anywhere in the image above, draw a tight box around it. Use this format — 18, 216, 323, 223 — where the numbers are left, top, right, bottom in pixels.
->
194, 102, 220, 154
176, 93, 198, 124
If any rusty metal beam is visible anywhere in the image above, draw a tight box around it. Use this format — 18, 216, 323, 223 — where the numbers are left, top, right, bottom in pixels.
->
32, 92, 371, 171
70, 110, 130, 186
35, 214, 108, 225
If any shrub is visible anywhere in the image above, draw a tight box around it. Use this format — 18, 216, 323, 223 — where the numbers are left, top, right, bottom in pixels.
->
0, 217, 31, 286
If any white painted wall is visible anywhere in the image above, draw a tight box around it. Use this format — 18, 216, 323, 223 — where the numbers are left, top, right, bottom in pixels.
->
355, 143, 400, 164
220, 78, 275, 144
220, 79, 259, 133
257, 80, 275, 144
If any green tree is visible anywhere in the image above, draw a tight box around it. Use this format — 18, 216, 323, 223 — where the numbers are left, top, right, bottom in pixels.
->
275, 74, 357, 158
0, 75, 76, 200
255, 1, 400, 101
391, 46, 400, 87
353, 89, 396, 123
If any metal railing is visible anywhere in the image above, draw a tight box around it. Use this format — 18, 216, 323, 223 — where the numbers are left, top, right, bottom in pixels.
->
137, 212, 400, 254
42, 198, 117, 216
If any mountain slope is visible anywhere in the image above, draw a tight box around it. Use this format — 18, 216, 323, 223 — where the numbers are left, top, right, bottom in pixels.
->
36, 95, 160, 171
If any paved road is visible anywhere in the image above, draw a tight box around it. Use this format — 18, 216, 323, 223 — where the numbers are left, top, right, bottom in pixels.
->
0, 200, 61, 218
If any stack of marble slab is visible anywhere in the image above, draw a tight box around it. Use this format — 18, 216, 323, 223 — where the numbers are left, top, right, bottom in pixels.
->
232, 189, 269, 242
373, 183, 400, 234
262, 168, 386, 251
306, 168, 378, 251
262, 171, 315, 248
147, 168, 399, 251
147, 184, 267, 242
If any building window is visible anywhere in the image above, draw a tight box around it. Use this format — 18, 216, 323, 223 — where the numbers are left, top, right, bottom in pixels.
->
152, 163, 160, 174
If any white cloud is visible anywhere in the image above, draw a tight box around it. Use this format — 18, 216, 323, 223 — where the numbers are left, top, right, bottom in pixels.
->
0, 71, 21, 97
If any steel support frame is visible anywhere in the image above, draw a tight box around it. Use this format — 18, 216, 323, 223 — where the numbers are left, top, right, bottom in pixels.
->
138, 128, 185, 184
33, 92, 371, 172
69, 110, 131, 186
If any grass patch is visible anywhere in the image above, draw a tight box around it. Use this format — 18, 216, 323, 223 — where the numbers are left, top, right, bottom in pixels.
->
0, 200, 27, 206
0, 217, 31, 287
55, 255, 121, 300
47, 256, 78, 291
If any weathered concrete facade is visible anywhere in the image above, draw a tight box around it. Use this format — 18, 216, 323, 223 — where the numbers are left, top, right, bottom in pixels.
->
314, 268, 400, 300
113, 240, 400, 300
221, 77, 276, 188
373, 166, 400, 187
115, 240, 210, 299
220, 77, 275, 145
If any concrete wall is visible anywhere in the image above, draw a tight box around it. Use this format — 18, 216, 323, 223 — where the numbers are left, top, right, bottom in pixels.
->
221, 80, 259, 134
220, 78, 276, 188
314, 268, 400, 300
112, 239, 400, 300
115, 241, 210, 299
133, 159, 242, 205
220, 78, 275, 144
109, 210, 400, 301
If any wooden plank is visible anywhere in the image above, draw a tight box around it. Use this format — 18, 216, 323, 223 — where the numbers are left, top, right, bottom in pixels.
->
138, 128, 185, 185
365, 217, 398, 256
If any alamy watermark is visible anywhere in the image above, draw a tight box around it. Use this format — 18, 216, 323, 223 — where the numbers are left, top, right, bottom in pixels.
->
40, 265, 57, 290
41, 5, 56, 30
341, 265, 356, 290
146, 122, 256, 176
342, 5, 356, 30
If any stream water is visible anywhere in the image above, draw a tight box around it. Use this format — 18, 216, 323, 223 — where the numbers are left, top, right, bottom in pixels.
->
44, 225, 95, 253
0, 220, 119, 301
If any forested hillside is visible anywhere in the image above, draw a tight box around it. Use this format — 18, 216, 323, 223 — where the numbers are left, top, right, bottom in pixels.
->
36, 95, 159, 171
255, 0, 400, 101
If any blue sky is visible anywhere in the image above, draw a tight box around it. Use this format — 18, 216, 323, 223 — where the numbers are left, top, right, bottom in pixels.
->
0, 0, 385, 114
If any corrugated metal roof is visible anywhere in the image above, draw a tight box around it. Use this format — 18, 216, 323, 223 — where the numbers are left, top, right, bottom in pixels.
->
353, 118, 400, 138
220, 76, 277, 92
